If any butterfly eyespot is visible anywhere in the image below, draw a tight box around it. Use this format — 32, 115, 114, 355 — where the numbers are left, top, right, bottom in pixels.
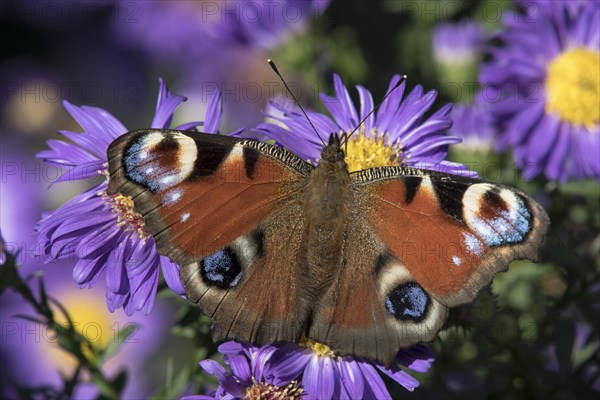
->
385, 282, 430, 322
464, 185, 532, 247
201, 248, 243, 289
123, 131, 197, 192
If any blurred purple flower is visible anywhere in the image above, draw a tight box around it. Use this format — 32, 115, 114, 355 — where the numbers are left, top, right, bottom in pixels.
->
112, 1, 329, 129
480, 0, 600, 181
432, 20, 485, 65
0, 230, 6, 266
0, 264, 174, 398
114, 1, 329, 61
35, 79, 222, 315
191, 340, 435, 399
449, 92, 496, 151
257, 73, 477, 177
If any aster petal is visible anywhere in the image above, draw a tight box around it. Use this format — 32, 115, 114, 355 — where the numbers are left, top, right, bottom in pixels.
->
175, 121, 202, 130
75, 223, 123, 259
401, 118, 455, 150
498, 101, 545, 149
63, 101, 127, 152
406, 136, 460, 159
225, 353, 252, 383
390, 87, 436, 139
318, 356, 336, 400
58, 130, 110, 160
106, 289, 133, 314
527, 113, 561, 164
160, 256, 185, 295
377, 363, 420, 392
218, 341, 246, 355
127, 239, 159, 278
573, 125, 600, 178
322, 74, 359, 131
106, 239, 130, 294
302, 356, 322, 399
339, 358, 365, 399
544, 123, 571, 181
255, 122, 321, 161
73, 254, 107, 286
37, 139, 97, 166
199, 360, 245, 398
397, 344, 436, 373
376, 76, 405, 131
53, 161, 106, 184
203, 91, 224, 134
51, 211, 112, 240
584, 6, 600, 48
265, 344, 310, 386
356, 85, 375, 134
356, 362, 391, 400
130, 264, 159, 314
252, 345, 278, 382
151, 78, 187, 129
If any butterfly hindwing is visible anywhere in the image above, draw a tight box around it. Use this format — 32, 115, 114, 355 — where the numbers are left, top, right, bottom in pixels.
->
181, 204, 314, 345
308, 209, 448, 366
107, 129, 313, 342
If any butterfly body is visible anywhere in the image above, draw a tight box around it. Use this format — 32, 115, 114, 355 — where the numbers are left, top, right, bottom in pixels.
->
303, 134, 352, 288
107, 129, 549, 366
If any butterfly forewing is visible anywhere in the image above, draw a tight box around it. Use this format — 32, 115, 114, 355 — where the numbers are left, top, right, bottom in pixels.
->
107, 129, 314, 343
351, 166, 550, 307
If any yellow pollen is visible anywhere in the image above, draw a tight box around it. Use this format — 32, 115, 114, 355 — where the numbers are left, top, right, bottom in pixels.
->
344, 128, 403, 172
545, 47, 600, 129
302, 337, 336, 358
102, 191, 148, 240
245, 379, 303, 400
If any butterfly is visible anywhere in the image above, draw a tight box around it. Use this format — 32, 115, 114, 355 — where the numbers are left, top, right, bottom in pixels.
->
107, 128, 549, 366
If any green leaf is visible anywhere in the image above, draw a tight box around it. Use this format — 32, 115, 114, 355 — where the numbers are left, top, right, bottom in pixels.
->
100, 323, 138, 362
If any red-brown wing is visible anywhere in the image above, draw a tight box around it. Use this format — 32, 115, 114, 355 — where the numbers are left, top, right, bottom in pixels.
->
107, 129, 311, 266
351, 167, 549, 307
308, 210, 448, 366
107, 129, 313, 343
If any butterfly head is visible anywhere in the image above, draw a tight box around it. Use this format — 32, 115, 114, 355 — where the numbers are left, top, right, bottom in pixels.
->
320, 133, 346, 168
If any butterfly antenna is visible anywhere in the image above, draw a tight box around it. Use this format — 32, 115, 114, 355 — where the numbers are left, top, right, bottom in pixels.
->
267, 59, 325, 146
341, 75, 407, 146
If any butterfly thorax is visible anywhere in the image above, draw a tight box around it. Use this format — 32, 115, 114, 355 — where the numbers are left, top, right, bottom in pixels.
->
303, 135, 352, 289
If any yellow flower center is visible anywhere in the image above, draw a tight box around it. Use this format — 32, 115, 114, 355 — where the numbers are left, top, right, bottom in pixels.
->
343, 128, 403, 172
545, 47, 600, 129
245, 379, 303, 400
302, 337, 336, 358
101, 190, 147, 240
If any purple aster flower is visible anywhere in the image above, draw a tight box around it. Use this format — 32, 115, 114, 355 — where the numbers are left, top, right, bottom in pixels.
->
257, 73, 477, 177
186, 342, 304, 400
449, 92, 496, 151
191, 340, 435, 399
432, 20, 485, 66
480, 0, 600, 181
35, 79, 223, 315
